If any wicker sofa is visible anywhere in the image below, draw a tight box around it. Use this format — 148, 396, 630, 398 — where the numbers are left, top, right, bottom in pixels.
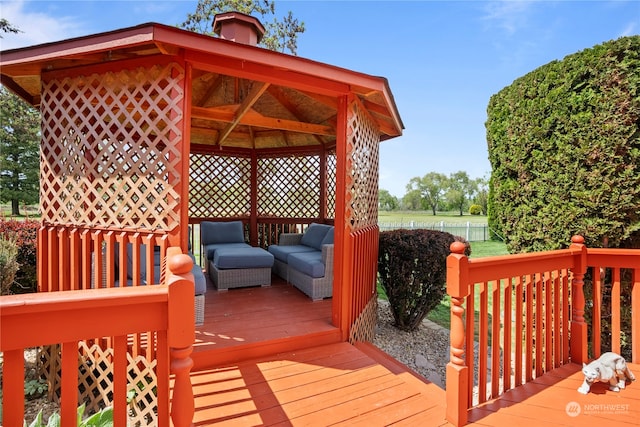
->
267, 223, 334, 300
201, 221, 274, 290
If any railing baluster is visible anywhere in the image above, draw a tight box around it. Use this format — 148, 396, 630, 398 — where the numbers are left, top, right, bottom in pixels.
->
544, 271, 553, 372
503, 277, 512, 392
514, 276, 523, 387
535, 272, 543, 377
61, 341, 78, 427
592, 265, 602, 358
562, 270, 569, 363
113, 335, 128, 426
491, 280, 500, 398
553, 270, 561, 367
465, 291, 475, 406
525, 274, 534, 382
633, 268, 640, 363
479, 282, 488, 403
611, 267, 621, 355
2, 349, 24, 426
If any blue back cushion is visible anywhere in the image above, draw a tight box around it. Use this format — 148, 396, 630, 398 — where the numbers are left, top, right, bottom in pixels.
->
321, 227, 334, 246
300, 223, 331, 250
201, 221, 245, 245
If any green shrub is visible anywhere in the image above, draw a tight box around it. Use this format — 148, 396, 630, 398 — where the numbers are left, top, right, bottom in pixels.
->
469, 204, 483, 215
26, 404, 113, 427
378, 229, 469, 331
24, 378, 48, 400
0, 219, 39, 293
0, 236, 19, 295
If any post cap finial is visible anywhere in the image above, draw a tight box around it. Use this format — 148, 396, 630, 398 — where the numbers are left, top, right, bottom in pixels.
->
571, 235, 585, 245
168, 253, 193, 275
450, 241, 467, 254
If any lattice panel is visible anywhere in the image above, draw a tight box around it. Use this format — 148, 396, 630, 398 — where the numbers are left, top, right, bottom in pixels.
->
348, 294, 378, 344
258, 155, 321, 218
345, 101, 380, 230
326, 151, 337, 219
189, 153, 251, 217
40, 63, 185, 231
39, 342, 158, 426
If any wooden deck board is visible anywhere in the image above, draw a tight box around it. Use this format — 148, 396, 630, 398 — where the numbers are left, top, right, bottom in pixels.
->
466, 362, 640, 426
189, 342, 447, 426
192, 274, 338, 369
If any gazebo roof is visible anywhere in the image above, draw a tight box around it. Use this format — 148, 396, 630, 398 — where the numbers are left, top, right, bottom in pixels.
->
0, 22, 403, 150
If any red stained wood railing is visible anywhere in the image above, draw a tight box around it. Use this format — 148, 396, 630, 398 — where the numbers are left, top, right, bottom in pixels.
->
37, 225, 170, 292
1, 247, 195, 427
584, 248, 640, 363
445, 235, 639, 426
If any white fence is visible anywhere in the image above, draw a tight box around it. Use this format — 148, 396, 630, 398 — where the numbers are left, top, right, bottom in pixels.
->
378, 221, 490, 242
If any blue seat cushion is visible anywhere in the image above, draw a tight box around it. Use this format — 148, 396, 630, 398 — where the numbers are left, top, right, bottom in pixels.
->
189, 254, 207, 295
300, 223, 332, 250
214, 247, 274, 269
288, 251, 325, 278
204, 242, 251, 261
267, 244, 316, 263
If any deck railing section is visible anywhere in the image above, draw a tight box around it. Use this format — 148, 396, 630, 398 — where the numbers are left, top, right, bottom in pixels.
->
585, 249, 640, 363
445, 235, 640, 426
1, 247, 195, 427
37, 225, 170, 292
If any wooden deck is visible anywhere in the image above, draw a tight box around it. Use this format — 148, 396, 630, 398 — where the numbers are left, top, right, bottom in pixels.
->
192, 273, 339, 370
466, 362, 640, 426
189, 341, 447, 426
184, 270, 639, 426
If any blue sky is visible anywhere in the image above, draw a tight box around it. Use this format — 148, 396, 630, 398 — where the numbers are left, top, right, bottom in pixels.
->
2, 1, 638, 197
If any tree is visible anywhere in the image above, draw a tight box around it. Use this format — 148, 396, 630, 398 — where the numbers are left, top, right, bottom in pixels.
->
401, 189, 422, 210
0, 18, 20, 37
378, 189, 398, 211
445, 171, 476, 216
178, 0, 305, 55
0, 87, 40, 216
473, 177, 489, 215
406, 172, 447, 215
486, 35, 640, 251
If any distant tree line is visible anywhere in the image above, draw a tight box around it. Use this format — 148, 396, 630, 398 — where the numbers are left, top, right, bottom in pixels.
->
379, 171, 488, 215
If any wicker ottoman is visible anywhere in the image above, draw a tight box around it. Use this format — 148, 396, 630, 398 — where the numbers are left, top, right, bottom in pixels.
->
209, 247, 274, 290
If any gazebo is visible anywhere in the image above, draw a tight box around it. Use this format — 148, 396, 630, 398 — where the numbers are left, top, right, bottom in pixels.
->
1, 12, 402, 333
1, 12, 403, 424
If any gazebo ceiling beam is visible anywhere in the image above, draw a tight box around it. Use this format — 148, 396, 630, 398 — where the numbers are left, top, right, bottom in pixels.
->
217, 81, 269, 146
191, 106, 335, 136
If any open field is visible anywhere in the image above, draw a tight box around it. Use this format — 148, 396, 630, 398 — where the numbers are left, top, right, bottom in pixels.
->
378, 210, 488, 224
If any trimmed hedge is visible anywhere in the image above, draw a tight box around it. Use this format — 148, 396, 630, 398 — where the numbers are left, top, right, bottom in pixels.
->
486, 36, 640, 252
378, 229, 470, 331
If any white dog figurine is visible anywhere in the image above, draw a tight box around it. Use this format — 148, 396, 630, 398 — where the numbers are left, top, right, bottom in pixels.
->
578, 352, 636, 395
